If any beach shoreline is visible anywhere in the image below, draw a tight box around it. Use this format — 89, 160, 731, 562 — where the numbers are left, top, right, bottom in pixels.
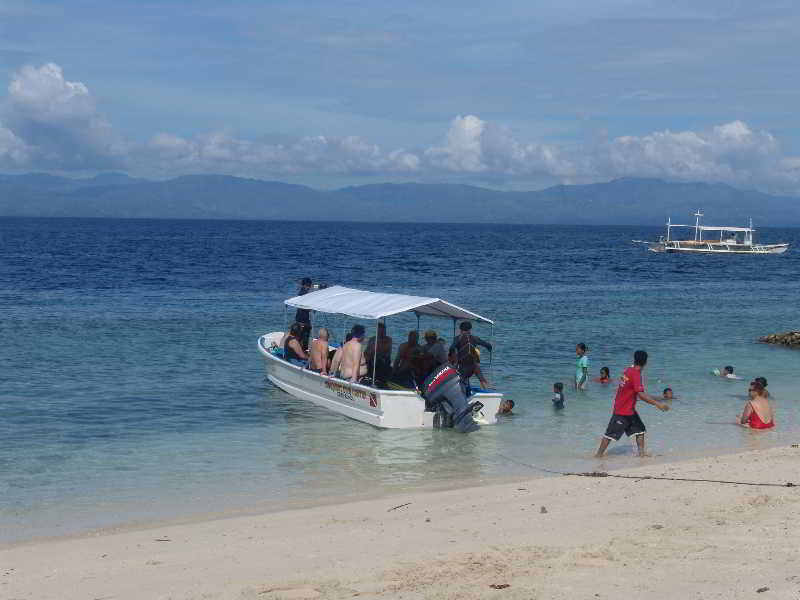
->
3, 444, 799, 599
1, 430, 784, 550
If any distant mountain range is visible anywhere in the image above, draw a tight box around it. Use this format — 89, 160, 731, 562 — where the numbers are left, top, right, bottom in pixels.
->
1, 172, 799, 226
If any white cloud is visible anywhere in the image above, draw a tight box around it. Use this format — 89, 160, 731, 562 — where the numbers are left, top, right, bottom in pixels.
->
0, 123, 29, 166
2, 63, 125, 169
1, 63, 800, 193
425, 115, 575, 178
593, 120, 800, 190
144, 131, 420, 177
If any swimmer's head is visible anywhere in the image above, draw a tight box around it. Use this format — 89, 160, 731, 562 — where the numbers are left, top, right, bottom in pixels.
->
600, 367, 610, 379
633, 350, 648, 367
723, 365, 734, 375
499, 399, 514, 414
663, 387, 673, 399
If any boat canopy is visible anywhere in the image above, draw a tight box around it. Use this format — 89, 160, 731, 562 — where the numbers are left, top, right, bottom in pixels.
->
285, 285, 493, 324
669, 224, 753, 232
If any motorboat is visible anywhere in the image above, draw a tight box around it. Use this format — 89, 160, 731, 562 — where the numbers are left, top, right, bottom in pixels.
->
634, 211, 789, 254
258, 286, 503, 432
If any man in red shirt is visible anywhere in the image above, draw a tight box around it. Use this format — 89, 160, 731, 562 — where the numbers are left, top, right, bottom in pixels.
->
595, 350, 670, 458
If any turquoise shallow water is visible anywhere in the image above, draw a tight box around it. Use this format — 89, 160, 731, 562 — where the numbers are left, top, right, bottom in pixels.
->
2, 217, 799, 544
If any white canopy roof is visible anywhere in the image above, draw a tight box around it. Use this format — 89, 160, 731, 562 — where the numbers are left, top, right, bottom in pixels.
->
285, 285, 493, 324
670, 224, 753, 232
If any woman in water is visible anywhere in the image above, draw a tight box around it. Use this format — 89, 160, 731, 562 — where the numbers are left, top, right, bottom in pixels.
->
738, 380, 774, 429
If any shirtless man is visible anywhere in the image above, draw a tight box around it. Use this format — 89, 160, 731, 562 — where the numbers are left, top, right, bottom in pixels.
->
339, 324, 367, 383
309, 327, 330, 374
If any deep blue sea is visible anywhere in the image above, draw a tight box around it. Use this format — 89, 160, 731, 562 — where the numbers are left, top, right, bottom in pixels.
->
2, 217, 799, 544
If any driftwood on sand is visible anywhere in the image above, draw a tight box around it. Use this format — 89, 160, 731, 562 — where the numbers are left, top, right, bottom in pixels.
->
759, 331, 800, 348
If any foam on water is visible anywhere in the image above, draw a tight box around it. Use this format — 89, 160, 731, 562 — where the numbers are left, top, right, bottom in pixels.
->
2, 217, 799, 543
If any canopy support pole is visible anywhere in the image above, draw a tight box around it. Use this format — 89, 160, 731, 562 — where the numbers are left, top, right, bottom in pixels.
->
371, 320, 380, 388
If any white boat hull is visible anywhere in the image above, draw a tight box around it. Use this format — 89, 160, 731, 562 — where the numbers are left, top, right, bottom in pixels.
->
258, 333, 502, 429
648, 243, 790, 254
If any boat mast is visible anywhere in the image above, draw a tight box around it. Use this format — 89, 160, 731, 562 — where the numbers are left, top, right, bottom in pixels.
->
666, 216, 671, 242
694, 210, 703, 241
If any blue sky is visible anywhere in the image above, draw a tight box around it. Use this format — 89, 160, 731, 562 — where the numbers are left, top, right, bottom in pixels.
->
1, 0, 799, 191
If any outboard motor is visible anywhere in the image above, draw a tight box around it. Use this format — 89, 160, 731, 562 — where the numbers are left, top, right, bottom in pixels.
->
421, 364, 482, 433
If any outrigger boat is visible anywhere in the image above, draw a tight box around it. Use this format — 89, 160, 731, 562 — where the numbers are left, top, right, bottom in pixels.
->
634, 211, 789, 254
258, 285, 503, 432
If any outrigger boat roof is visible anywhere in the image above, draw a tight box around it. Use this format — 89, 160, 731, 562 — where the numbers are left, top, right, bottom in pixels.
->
668, 224, 753, 232
285, 285, 493, 324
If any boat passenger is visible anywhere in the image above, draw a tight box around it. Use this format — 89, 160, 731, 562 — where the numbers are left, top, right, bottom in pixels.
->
329, 333, 352, 377
364, 323, 393, 384
294, 277, 313, 349
309, 327, 330, 374
449, 322, 492, 389
340, 324, 368, 383
739, 380, 774, 429
284, 322, 309, 366
392, 331, 420, 378
422, 330, 447, 366
593, 366, 611, 384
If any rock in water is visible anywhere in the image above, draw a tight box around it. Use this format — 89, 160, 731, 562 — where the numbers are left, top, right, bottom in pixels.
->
759, 331, 800, 348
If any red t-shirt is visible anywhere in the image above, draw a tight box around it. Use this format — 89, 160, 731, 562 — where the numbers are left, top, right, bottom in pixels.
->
613, 366, 644, 415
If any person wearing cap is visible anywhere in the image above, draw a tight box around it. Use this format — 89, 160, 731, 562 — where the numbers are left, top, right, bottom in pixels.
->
449, 321, 492, 389
422, 330, 447, 366
294, 278, 313, 349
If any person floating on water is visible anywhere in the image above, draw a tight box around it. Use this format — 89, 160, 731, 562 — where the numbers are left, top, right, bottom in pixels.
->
575, 343, 589, 390
593, 366, 611, 384
595, 350, 670, 458
713, 365, 740, 379
738, 380, 774, 429
552, 382, 565, 409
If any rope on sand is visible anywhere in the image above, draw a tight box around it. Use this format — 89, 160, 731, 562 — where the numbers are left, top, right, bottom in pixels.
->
497, 454, 797, 489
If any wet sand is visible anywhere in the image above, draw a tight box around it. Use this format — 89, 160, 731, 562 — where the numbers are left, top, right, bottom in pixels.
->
3, 445, 799, 599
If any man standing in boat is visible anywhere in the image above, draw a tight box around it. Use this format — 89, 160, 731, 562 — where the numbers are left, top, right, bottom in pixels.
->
295, 277, 313, 349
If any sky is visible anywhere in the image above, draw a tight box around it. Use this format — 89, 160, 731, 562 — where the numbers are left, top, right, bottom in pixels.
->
1, 0, 799, 192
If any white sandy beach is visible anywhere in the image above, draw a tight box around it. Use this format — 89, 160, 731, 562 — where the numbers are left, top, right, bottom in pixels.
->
2, 445, 799, 600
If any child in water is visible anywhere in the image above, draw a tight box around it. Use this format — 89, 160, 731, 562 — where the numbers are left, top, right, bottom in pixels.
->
593, 367, 611, 384
552, 382, 565, 409
662, 387, 674, 400
575, 343, 589, 390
